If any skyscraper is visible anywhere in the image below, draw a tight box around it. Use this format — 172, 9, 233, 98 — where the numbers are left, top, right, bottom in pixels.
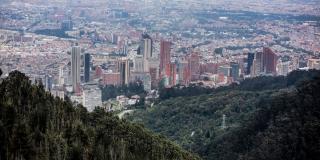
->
230, 62, 240, 81
247, 52, 255, 75
71, 44, 81, 92
84, 53, 91, 83
61, 17, 73, 31
263, 47, 277, 75
139, 34, 153, 58
134, 55, 144, 72
118, 58, 130, 85
177, 59, 190, 85
45, 74, 53, 91
58, 65, 64, 86
169, 63, 177, 86
188, 52, 200, 81
307, 58, 320, 70
252, 52, 263, 76
277, 61, 290, 76
160, 40, 171, 77
139, 34, 153, 72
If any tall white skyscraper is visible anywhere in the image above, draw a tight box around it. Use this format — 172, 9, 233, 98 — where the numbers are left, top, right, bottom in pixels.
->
58, 65, 64, 85
71, 45, 81, 92
142, 38, 152, 59
139, 34, 152, 72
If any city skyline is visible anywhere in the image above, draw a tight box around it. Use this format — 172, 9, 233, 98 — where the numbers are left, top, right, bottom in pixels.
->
0, 0, 319, 109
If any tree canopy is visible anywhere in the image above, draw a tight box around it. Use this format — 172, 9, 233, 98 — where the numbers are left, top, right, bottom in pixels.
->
128, 70, 320, 160
0, 70, 199, 160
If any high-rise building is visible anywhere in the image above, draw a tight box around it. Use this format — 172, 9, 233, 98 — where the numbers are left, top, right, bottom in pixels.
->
139, 34, 153, 58
169, 63, 177, 86
292, 56, 300, 71
188, 52, 200, 81
307, 58, 320, 70
71, 45, 81, 92
263, 47, 277, 75
61, 20, 73, 31
247, 52, 255, 75
252, 52, 263, 76
277, 61, 290, 76
84, 53, 91, 83
118, 58, 130, 85
177, 59, 190, 85
160, 40, 171, 77
134, 55, 144, 72
139, 34, 153, 72
58, 65, 64, 85
111, 33, 119, 44
230, 62, 240, 81
149, 67, 159, 89
45, 74, 53, 91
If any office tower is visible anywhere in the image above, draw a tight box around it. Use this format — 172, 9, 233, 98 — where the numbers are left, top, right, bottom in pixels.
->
160, 40, 171, 77
118, 58, 130, 85
139, 34, 152, 72
292, 56, 300, 70
169, 63, 177, 86
84, 53, 91, 82
45, 74, 53, 91
61, 19, 73, 31
252, 52, 263, 76
139, 33, 153, 58
147, 57, 160, 89
58, 66, 64, 85
134, 55, 144, 72
71, 45, 81, 92
177, 59, 189, 85
277, 61, 290, 76
188, 52, 200, 81
111, 33, 118, 44
263, 47, 277, 75
121, 43, 128, 55
247, 52, 255, 75
149, 67, 159, 89
230, 62, 240, 81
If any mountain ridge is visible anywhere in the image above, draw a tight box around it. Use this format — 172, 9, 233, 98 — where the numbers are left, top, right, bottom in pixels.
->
0, 70, 199, 160
127, 70, 320, 160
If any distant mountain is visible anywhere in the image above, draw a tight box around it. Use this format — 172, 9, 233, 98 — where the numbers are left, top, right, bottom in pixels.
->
127, 70, 320, 160
0, 70, 199, 160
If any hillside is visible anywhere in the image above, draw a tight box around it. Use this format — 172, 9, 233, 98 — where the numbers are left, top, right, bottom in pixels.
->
127, 70, 320, 160
0, 70, 199, 160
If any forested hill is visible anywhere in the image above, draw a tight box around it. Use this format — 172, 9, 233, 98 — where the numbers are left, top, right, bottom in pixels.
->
128, 70, 320, 160
0, 70, 199, 160
159, 70, 320, 100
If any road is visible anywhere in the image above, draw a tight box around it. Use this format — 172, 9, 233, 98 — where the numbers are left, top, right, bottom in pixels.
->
118, 110, 134, 119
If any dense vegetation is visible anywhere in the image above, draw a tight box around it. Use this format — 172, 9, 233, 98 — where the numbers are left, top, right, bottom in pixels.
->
128, 70, 320, 160
101, 81, 146, 101
34, 29, 73, 38
159, 70, 320, 100
0, 70, 199, 160
159, 83, 214, 100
